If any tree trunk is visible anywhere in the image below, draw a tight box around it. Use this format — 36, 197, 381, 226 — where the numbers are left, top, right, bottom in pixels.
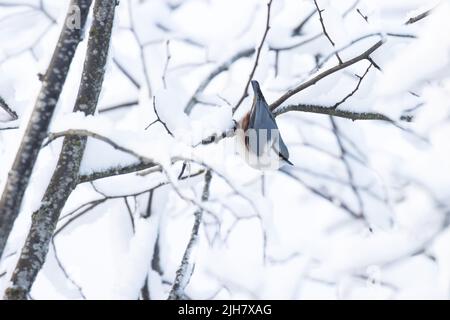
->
0, 0, 93, 259
3, 0, 117, 300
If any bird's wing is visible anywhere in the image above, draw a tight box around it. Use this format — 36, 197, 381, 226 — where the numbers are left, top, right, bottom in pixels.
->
272, 136, 291, 164
249, 99, 290, 161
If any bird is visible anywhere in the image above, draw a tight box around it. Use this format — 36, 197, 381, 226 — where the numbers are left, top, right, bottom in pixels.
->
237, 80, 293, 170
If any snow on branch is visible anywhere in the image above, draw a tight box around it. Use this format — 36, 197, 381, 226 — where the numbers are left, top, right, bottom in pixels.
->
0, 0, 93, 260
269, 40, 384, 111
4, 0, 117, 300
168, 170, 212, 300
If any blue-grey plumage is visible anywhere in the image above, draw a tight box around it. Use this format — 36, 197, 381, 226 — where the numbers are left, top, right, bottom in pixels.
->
249, 80, 292, 164
237, 80, 293, 169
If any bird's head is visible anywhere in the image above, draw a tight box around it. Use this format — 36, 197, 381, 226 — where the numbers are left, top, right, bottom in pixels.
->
251, 80, 262, 97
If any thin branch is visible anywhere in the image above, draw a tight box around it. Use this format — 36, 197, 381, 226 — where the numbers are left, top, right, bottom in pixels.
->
332, 63, 372, 109
316, 33, 412, 72
280, 167, 360, 218
112, 57, 141, 89
0, 2, 57, 65
269, 40, 384, 111
98, 100, 139, 113
168, 170, 212, 300
0, 96, 18, 120
0, 126, 19, 131
356, 8, 369, 23
127, 1, 153, 97
59, 198, 107, 222
273, 103, 391, 121
330, 117, 364, 218
201, 100, 390, 148
343, 0, 360, 17
142, 190, 154, 219
183, 49, 255, 115
270, 33, 322, 51
124, 197, 136, 234
405, 8, 433, 25
51, 240, 86, 299
57, 170, 205, 239
183, 6, 322, 115
145, 97, 173, 136
292, 9, 317, 36
78, 161, 159, 183
162, 40, 171, 89
140, 277, 150, 300
232, 0, 273, 114
199, 121, 237, 145
313, 0, 343, 64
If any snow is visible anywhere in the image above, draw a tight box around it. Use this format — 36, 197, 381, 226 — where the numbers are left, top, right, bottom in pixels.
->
1, 0, 450, 300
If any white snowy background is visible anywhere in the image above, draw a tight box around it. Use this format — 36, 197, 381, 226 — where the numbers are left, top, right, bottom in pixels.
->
1, 0, 450, 299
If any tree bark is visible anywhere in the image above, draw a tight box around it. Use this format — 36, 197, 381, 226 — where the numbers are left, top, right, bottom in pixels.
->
3, 0, 117, 300
0, 0, 93, 259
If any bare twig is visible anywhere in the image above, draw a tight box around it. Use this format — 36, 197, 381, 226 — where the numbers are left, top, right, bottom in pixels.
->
112, 57, 141, 89
270, 33, 322, 51
405, 8, 433, 25
99, 100, 139, 113
57, 170, 204, 242
316, 32, 414, 73
162, 40, 171, 89
313, 0, 343, 64
280, 167, 360, 218
343, 0, 360, 17
232, 0, 273, 114
127, 2, 153, 97
0, 1, 57, 65
0, 126, 19, 131
330, 117, 364, 218
51, 240, 86, 299
356, 8, 369, 23
292, 9, 317, 36
332, 63, 372, 109
124, 197, 136, 233
0, 96, 18, 120
183, 48, 255, 114
269, 40, 384, 111
168, 170, 212, 300
145, 97, 173, 136
273, 102, 391, 121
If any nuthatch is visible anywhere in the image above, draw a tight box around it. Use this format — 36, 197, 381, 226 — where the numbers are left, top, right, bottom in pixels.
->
237, 80, 292, 170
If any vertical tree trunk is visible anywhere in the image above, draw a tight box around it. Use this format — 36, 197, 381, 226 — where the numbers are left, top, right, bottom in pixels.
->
0, 0, 93, 259
3, 0, 117, 300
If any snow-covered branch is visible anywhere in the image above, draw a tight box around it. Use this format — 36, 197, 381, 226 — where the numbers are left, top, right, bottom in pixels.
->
0, 0, 93, 260
168, 170, 212, 300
